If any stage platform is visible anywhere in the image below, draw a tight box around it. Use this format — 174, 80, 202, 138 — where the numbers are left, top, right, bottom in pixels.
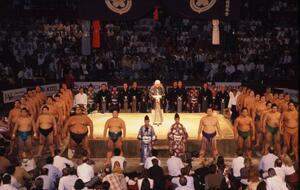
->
88, 112, 234, 139
84, 112, 237, 158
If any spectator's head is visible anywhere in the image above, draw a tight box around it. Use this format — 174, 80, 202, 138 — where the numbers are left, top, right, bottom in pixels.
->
35, 177, 44, 190
74, 179, 85, 190
207, 107, 213, 116
248, 166, 259, 182
88, 84, 93, 91
132, 81, 137, 88
104, 166, 112, 175
41, 168, 49, 175
79, 87, 84, 94
102, 181, 110, 190
173, 81, 178, 88
257, 181, 267, 190
282, 154, 293, 167
62, 168, 69, 176
151, 149, 158, 157
178, 80, 183, 88
275, 158, 282, 167
181, 166, 189, 175
216, 156, 225, 168
268, 168, 276, 177
6, 165, 16, 175
236, 149, 244, 157
151, 158, 159, 166
46, 156, 54, 164
267, 146, 275, 154
123, 82, 128, 89
113, 148, 121, 156
141, 177, 151, 190
244, 157, 252, 167
203, 82, 208, 89
2, 174, 11, 184
179, 175, 187, 186
208, 164, 217, 174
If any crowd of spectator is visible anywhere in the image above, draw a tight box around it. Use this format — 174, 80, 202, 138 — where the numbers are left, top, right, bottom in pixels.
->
0, 0, 298, 90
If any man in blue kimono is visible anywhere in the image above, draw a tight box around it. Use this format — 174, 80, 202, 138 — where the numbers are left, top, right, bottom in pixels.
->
137, 115, 157, 165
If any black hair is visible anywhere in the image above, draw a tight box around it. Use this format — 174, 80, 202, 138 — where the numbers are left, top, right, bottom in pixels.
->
46, 156, 54, 164
114, 148, 121, 156
74, 179, 85, 190
54, 149, 61, 155
35, 178, 44, 189
257, 181, 267, 190
179, 175, 187, 186
266, 101, 272, 106
151, 158, 159, 166
41, 168, 49, 175
2, 174, 11, 184
102, 181, 110, 190
271, 103, 277, 108
208, 164, 217, 174
275, 159, 282, 167
42, 105, 49, 110
268, 146, 275, 154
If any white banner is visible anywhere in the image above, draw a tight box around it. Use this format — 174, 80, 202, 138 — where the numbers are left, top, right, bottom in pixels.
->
2, 88, 27, 103
276, 88, 299, 103
41, 84, 60, 97
208, 82, 242, 89
74, 82, 108, 92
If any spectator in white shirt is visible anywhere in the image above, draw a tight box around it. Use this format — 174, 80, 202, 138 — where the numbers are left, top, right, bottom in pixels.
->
172, 166, 195, 189
274, 159, 285, 182
111, 148, 127, 171
175, 176, 194, 190
73, 87, 88, 107
137, 170, 154, 190
77, 156, 100, 188
36, 168, 51, 190
144, 149, 161, 169
266, 168, 289, 190
231, 149, 245, 178
0, 175, 17, 190
167, 152, 184, 177
259, 147, 278, 178
282, 155, 298, 190
58, 167, 78, 190
53, 149, 74, 173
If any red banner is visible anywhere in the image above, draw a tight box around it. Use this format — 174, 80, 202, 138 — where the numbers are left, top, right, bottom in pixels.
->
92, 20, 100, 48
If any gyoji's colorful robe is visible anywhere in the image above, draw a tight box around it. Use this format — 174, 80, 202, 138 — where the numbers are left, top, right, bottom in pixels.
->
137, 125, 156, 163
167, 123, 188, 156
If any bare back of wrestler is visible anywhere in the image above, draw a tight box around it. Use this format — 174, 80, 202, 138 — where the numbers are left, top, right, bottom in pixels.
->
63, 106, 93, 158
36, 106, 57, 157
198, 108, 223, 160
262, 104, 281, 155
234, 108, 255, 157
103, 110, 126, 162
280, 102, 298, 162
12, 108, 37, 157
